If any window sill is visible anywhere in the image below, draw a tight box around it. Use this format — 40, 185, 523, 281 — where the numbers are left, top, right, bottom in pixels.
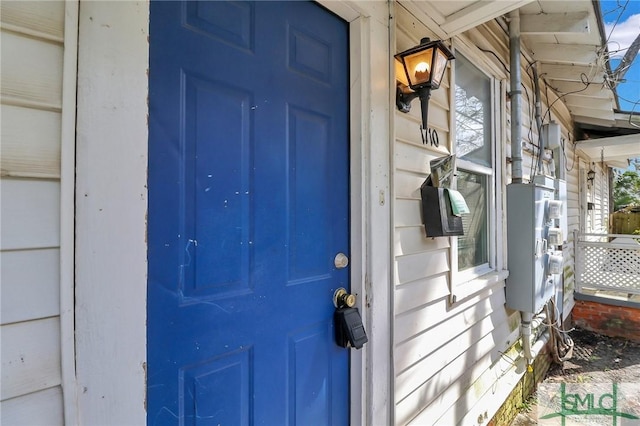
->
449, 269, 509, 306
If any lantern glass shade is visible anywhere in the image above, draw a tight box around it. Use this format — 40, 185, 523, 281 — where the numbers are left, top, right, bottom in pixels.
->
402, 47, 435, 87
432, 49, 449, 87
587, 169, 596, 182
395, 38, 454, 91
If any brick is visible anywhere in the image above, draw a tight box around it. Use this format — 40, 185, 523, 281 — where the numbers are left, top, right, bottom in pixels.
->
570, 299, 640, 342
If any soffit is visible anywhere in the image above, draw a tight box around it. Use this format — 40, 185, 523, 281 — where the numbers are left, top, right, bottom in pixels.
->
399, 0, 621, 128
520, 1, 619, 128
576, 134, 640, 168
398, 0, 535, 40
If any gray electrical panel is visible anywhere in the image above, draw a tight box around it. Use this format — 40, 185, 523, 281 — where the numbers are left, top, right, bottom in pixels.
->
506, 177, 560, 313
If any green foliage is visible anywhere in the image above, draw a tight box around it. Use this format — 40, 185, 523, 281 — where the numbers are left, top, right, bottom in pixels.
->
613, 171, 640, 211
518, 395, 538, 413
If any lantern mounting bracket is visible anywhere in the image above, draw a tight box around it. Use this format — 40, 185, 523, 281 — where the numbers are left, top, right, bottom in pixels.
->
396, 83, 419, 113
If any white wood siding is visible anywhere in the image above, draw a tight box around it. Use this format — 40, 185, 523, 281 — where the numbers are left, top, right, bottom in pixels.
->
0, 179, 60, 250
0, 249, 60, 324
393, 6, 580, 424
0, 387, 64, 426
1, 106, 61, 178
560, 139, 579, 315
1, 31, 63, 111
0, 2, 67, 423
590, 162, 610, 233
1, 318, 62, 400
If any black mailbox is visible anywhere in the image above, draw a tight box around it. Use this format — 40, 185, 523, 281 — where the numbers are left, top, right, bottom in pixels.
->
420, 180, 464, 237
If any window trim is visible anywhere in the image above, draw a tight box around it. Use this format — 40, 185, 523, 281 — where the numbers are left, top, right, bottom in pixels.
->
449, 44, 505, 302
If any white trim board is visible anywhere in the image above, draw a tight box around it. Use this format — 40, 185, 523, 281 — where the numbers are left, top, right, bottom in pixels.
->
60, 1, 79, 424
75, 2, 149, 424
322, 1, 393, 420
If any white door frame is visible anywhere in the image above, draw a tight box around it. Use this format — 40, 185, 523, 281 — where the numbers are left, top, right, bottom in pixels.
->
318, 2, 393, 424
60, 1, 79, 424
74, 2, 392, 424
75, 2, 150, 424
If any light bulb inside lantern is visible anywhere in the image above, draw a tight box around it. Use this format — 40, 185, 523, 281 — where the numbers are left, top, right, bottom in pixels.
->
414, 62, 430, 81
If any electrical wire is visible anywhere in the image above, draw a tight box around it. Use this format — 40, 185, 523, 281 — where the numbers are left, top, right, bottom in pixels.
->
606, 42, 633, 57
542, 73, 592, 123
477, 47, 535, 137
603, 0, 630, 46
478, 48, 510, 75
617, 92, 640, 112
600, 0, 638, 96
528, 62, 542, 177
481, 22, 639, 164
525, 60, 537, 147
529, 1, 632, 121
477, 47, 543, 172
546, 300, 574, 364
532, 64, 587, 178
562, 134, 578, 173
497, 351, 519, 368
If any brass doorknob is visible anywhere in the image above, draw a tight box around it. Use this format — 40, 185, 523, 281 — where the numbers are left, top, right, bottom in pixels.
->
333, 288, 356, 308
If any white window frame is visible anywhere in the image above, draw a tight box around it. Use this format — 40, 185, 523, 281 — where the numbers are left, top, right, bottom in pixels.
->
449, 44, 506, 302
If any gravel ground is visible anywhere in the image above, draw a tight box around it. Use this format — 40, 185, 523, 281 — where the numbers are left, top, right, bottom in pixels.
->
510, 328, 640, 425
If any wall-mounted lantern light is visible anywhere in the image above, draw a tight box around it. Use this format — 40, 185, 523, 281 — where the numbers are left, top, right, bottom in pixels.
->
395, 37, 455, 130
586, 168, 596, 185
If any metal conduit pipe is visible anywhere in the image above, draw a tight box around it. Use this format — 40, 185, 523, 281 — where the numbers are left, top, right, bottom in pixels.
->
509, 10, 523, 183
530, 331, 550, 360
508, 8, 549, 364
521, 311, 551, 363
521, 312, 533, 362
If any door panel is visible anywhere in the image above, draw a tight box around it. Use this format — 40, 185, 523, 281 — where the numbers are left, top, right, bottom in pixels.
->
148, 2, 350, 424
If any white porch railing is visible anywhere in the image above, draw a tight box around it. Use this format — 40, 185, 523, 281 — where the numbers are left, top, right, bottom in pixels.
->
575, 231, 640, 295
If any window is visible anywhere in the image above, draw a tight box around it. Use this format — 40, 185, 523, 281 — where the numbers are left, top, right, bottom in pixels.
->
454, 54, 495, 279
457, 170, 488, 269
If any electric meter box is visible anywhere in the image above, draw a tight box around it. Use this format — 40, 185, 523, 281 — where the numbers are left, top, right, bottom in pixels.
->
543, 122, 561, 149
506, 181, 556, 313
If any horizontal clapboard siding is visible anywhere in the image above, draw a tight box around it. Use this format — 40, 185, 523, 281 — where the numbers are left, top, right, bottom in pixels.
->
393, 5, 580, 425
410, 317, 519, 425
0, 1, 64, 42
1, 105, 61, 178
1, 318, 62, 400
398, 293, 517, 424
0, 386, 64, 426
395, 6, 484, 425
595, 163, 609, 232
563, 139, 579, 312
395, 285, 502, 364
0, 179, 60, 251
1, 249, 60, 325
395, 226, 450, 256
395, 273, 451, 313
0, 1, 65, 420
0, 30, 63, 111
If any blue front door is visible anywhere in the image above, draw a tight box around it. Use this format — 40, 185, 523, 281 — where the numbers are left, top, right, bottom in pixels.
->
147, 1, 350, 424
